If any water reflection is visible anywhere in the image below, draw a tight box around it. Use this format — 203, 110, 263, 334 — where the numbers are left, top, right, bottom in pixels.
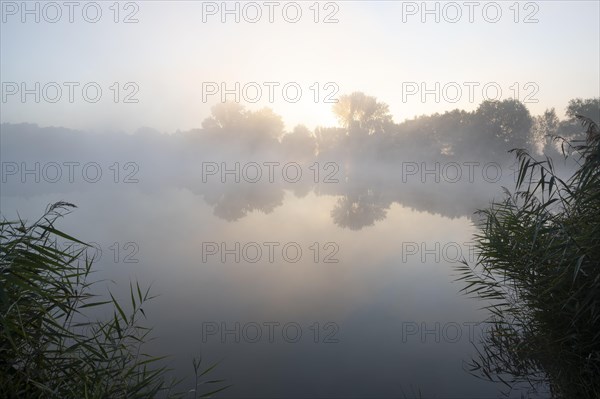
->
0, 102, 581, 397
331, 189, 388, 230
1, 122, 534, 230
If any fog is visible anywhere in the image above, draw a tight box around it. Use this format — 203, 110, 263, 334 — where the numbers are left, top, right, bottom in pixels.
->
2, 95, 597, 397
2, 1, 599, 396
2, 95, 592, 226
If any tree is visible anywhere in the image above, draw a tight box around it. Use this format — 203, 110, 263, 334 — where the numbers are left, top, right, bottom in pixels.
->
281, 125, 317, 161
245, 107, 285, 141
332, 92, 393, 135
314, 126, 347, 158
201, 103, 284, 146
472, 99, 534, 158
202, 102, 245, 130
532, 108, 561, 157
565, 98, 600, 121
557, 98, 600, 142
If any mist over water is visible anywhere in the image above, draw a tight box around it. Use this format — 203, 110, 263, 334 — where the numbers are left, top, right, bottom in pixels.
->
2, 1, 599, 397
1, 102, 585, 397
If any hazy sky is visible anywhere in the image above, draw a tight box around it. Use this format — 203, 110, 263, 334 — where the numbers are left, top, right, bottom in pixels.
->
1, 0, 599, 132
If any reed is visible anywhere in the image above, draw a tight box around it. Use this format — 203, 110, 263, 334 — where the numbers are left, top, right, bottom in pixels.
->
0, 202, 230, 398
456, 115, 600, 398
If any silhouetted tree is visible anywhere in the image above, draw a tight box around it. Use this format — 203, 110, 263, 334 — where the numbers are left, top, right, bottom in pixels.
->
557, 98, 600, 143
532, 108, 561, 158
202, 102, 245, 130
281, 125, 317, 161
314, 126, 346, 158
245, 107, 285, 141
332, 92, 393, 135
471, 99, 534, 159
201, 103, 283, 150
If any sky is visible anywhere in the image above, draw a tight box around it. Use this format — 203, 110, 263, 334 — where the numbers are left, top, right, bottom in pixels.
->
1, 0, 599, 133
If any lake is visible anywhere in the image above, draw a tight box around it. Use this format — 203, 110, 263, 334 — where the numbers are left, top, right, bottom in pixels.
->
0, 123, 558, 398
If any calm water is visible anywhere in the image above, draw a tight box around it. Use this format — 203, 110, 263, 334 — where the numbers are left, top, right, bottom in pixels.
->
1, 124, 552, 398
1, 1, 596, 396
